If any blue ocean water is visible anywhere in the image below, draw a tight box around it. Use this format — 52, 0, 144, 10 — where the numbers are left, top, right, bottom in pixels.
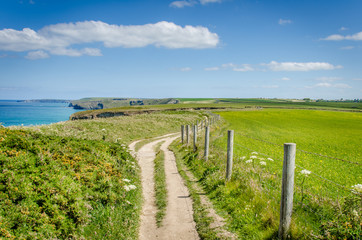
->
0, 100, 82, 127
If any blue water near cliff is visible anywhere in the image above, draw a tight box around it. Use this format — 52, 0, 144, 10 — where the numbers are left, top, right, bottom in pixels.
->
0, 100, 82, 127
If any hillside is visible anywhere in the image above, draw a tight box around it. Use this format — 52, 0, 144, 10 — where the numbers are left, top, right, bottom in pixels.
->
69, 98, 179, 110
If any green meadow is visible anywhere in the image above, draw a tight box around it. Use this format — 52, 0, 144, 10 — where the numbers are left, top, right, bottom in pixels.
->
177, 109, 361, 239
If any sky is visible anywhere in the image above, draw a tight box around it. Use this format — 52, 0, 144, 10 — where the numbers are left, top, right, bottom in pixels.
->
0, 0, 361, 100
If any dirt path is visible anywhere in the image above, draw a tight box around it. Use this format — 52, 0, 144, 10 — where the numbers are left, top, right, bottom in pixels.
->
129, 134, 199, 240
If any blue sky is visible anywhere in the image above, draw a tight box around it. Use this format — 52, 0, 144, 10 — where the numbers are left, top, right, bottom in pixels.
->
0, 0, 361, 100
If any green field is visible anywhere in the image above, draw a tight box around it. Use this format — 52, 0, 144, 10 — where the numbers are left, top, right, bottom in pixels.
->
177, 109, 361, 239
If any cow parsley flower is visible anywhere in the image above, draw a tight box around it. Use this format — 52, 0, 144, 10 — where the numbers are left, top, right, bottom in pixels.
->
245, 160, 253, 164
301, 169, 311, 177
124, 185, 137, 191
240, 156, 246, 160
351, 184, 362, 194
251, 152, 258, 155
250, 156, 257, 159
123, 179, 131, 183
260, 161, 266, 166
267, 158, 274, 161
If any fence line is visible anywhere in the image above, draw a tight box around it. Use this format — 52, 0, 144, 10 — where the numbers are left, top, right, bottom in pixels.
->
179, 115, 361, 239
234, 132, 360, 166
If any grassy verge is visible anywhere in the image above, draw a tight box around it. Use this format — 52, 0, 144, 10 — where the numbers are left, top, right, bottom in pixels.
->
154, 141, 167, 227
0, 127, 141, 239
178, 109, 361, 239
169, 142, 222, 239
28, 111, 202, 144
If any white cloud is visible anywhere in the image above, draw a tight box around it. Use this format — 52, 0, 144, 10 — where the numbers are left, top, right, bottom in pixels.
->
25, 50, 49, 60
212, 63, 255, 72
233, 64, 254, 72
340, 46, 354, 50
204, 67, 219, 71
333, 83, 352, 89
266, 61, 342, 71
281, 77, 290, 81
0, 21, 219, 58
308, 83, 352, 89
200, 0, 223, 4
169, 1, 196, 8
278, 19, 292, 25
316, 76, 342, 82
322, 31, 362, 41
262, 85, 279, 89
180, 67, 192, 71
170, 0, 223, 8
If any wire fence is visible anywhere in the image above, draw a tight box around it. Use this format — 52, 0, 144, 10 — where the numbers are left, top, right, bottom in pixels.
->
179, 115, 361, 239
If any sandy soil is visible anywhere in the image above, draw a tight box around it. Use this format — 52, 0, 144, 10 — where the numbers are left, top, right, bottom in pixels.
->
130, 134, 199, 240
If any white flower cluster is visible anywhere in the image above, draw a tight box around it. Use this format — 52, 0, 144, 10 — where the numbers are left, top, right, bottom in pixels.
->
351, 184, 362, 194
124, 184, 137, 191
301, 169, 311, 177
260, 161, 266, 166
122, 178, 131, 183
267, 158, 274, 161
251, 152, 258, 155
245, 159, 253, 164
250, 155, 257, 159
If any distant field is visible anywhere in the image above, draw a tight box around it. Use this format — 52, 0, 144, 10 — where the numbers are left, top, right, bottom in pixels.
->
218, 98, 362, 110
179, 109, 361, 239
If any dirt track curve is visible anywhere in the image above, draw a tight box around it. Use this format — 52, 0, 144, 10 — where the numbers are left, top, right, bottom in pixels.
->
129, 134, 199, 240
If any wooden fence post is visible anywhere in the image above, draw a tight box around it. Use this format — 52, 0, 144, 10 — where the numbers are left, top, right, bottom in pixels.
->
279, 143, 296, 240
181, 125, 184, 144
186, 125, 190, 145
204, 126, 210, 161
226, 130, 234, 181
193, 125, 197, 152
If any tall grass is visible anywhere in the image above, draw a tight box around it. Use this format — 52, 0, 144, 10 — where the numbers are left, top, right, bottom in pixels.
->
177, 109, 361, 239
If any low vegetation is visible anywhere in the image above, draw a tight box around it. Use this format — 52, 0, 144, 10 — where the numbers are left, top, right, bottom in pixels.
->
176, 109, 361, 239
2, 110, 203, 239
0, 127, 141, 239
69, 97, 179, 110
31, 111, 202, 144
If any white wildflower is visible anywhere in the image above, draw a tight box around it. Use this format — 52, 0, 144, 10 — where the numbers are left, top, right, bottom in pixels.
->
122, 178, 131, 183
351, 184, 362, 194
352, 210, 359, 217
250, 156, 257, 159
101, 128, 106, 131
126, 200, 131, 205
251, 152, 258, 155
240, 156, 246, 160
124, 185, 137, 191
260, 161, 266, 166
259, 158, 265, 160
267, 158, 274, 161
245, 160, 253, 164
301, 169, 311, 177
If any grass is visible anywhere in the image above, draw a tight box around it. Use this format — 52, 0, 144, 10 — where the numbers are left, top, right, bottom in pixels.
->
0, 127, 141, 239
175, 109, 361, 239
28, 111, 203, 144
2, 110, 203, 239
154, 141, 167, 227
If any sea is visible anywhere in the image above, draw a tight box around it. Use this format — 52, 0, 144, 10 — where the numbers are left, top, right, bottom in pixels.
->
0, 100, 83, 127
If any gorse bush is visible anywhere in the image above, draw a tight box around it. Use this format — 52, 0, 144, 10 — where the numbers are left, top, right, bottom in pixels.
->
0, 128, 141, 239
